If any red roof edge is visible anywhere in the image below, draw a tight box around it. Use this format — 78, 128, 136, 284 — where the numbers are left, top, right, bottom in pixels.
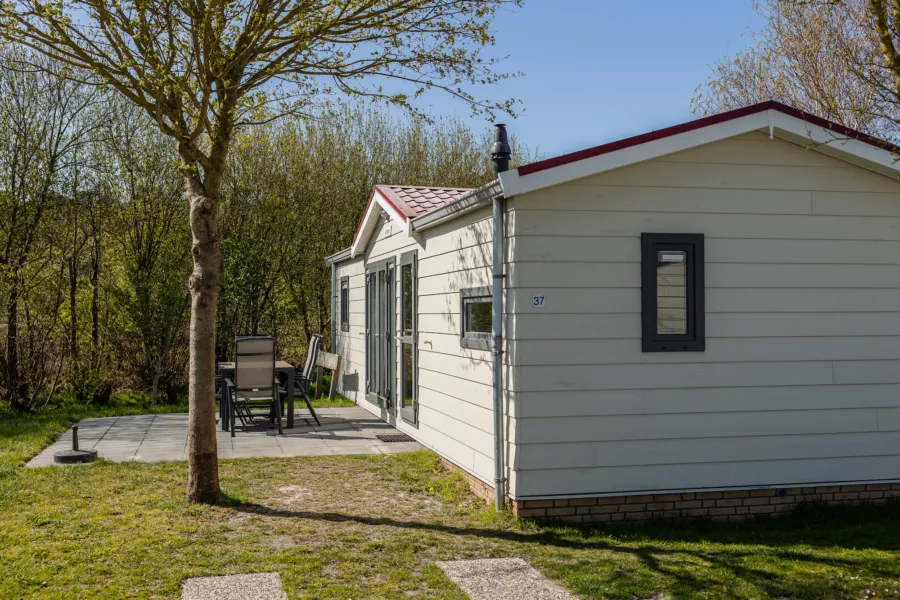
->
517, 100, 899, 177
350, 188, 380, 250
350, 185, 413, 252
372, 184, 410, 221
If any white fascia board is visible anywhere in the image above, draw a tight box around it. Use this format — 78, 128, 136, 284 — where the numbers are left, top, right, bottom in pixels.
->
349, 189, 408, 258
501, 112, 771, 197
503, 109, 900, 199
768, 110, 900, 179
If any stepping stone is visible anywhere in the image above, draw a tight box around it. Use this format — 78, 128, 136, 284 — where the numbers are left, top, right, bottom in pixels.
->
437, 558, 576, 600
182, 573, 287, 600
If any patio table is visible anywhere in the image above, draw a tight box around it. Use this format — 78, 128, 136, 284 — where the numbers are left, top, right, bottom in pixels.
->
217, 360, 298, 429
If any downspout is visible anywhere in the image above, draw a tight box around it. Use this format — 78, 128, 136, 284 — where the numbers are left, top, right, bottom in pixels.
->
491, 124, 511, 511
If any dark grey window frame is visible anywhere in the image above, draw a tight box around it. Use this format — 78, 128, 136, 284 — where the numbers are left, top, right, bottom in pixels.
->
399, 251, 418, 426
460, 286, 492, 350
641, 232, 705, 352
339, 276, 350, 332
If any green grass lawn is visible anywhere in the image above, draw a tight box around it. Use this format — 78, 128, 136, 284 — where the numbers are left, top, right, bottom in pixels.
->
3, 408, 900, 599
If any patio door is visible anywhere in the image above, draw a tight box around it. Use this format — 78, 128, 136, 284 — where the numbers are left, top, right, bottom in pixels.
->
366, 259, 394, 409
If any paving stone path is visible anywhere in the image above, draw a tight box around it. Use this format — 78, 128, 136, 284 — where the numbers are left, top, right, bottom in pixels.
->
437, 558, 578, 600
182, 573, 287, 600
27, 407, 421, 466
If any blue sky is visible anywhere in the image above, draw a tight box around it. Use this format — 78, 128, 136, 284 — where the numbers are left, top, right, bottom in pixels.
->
419, 1, 767, 159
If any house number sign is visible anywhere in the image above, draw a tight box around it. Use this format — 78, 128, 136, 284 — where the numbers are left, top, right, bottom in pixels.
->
532, 294, 546, 308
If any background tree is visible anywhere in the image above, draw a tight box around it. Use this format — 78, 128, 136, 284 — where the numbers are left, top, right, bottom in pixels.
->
0, 0, 522, 503
693, 0, 900, 141
0, 53, 101, 411
97, 101, 191, 408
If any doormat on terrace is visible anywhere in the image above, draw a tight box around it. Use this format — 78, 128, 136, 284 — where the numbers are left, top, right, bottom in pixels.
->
376, 433, 416, 443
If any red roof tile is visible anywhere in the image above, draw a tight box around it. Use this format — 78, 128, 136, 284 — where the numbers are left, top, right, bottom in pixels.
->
376, 185, 472, 219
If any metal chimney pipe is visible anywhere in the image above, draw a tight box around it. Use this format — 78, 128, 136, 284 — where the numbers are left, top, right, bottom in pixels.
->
491, 124, 511, 175
489, 123, 510, 511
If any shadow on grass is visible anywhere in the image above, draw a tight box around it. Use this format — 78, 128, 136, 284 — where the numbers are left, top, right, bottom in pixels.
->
227, 498, 900, 599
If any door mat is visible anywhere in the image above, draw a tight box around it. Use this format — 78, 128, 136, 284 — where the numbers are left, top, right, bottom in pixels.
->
376, 433, 416, 443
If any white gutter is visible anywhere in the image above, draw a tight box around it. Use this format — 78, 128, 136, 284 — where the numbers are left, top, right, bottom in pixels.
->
410, 180, 504, 233
324, 247, 352, 265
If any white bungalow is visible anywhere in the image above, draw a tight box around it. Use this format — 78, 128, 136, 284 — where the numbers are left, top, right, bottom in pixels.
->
326, 101, 900, 522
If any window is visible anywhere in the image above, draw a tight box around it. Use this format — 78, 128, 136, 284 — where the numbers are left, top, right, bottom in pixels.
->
641, 233, 705, 352
340, 277, 350, 332
400, 251, 418, 424
460, 287, 492, 350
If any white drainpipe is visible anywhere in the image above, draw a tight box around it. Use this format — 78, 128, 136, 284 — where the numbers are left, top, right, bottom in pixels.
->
491, 192, 506, 510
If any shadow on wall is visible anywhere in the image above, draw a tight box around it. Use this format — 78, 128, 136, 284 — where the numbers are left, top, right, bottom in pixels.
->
437, 208, 499, 377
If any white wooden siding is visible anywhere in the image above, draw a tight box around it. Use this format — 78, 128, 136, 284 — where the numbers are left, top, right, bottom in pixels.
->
333, 204, 515, 491
512, 131, 900, 497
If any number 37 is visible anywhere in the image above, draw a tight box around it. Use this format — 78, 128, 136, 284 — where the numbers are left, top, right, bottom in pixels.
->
532, 295, 546, 308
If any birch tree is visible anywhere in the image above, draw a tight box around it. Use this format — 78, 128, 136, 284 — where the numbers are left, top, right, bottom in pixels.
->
0, 0, 520, 502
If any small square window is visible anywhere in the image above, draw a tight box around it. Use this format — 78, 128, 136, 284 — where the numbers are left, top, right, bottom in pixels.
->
641, 233, 705, 352
460, 287, 492, 350
340, 277, 350, 332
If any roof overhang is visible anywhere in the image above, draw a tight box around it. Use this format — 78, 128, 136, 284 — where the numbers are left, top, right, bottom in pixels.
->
499, 101, 900, 198
410, 180, 504, 233
324, 247, 351, 265
349, 186, 411, 258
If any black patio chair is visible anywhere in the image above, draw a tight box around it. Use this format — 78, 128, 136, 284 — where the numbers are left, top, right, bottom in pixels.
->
227, 335, 283, 436
279, 334, 322, 426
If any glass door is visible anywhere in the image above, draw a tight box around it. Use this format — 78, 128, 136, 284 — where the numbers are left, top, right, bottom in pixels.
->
365, 259, 394, 408
399, 251, 418, 424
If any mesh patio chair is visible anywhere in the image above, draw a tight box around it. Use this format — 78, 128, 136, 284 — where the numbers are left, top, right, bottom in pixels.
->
279, 334, 322, 426
227, 335, 283, 436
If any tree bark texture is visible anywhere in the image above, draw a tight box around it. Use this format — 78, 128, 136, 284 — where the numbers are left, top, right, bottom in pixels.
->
184, 168, 222, 504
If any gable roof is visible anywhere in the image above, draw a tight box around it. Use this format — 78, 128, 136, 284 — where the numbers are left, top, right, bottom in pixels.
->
499, 100, 900, 197
332, 100, 900, 265
349, 184, 472, 257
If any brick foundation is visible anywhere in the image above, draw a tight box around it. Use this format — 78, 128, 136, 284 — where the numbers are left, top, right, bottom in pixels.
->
440, 457, 495, 503
441, 457, 900, 523
437, 457, 900, 524
512, 484, 900, 523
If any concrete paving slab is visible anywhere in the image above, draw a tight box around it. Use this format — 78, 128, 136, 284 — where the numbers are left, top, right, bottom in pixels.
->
437, 558, 577, 600
181, 572, 287, 600
28, 407, 422, 466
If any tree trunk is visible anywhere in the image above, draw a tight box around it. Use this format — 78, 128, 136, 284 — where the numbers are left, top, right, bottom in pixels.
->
184, 171, 222, 504
69, 255, 77, 362
91, 234, 100, 353
6, 273, 20, 410
150, 369, 161, 407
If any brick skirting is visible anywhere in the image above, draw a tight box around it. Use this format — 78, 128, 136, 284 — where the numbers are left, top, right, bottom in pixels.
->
439, 457, 495, 504
513, 484, 900, 523
436, 457, 900, 524
441, 457, 900, 523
